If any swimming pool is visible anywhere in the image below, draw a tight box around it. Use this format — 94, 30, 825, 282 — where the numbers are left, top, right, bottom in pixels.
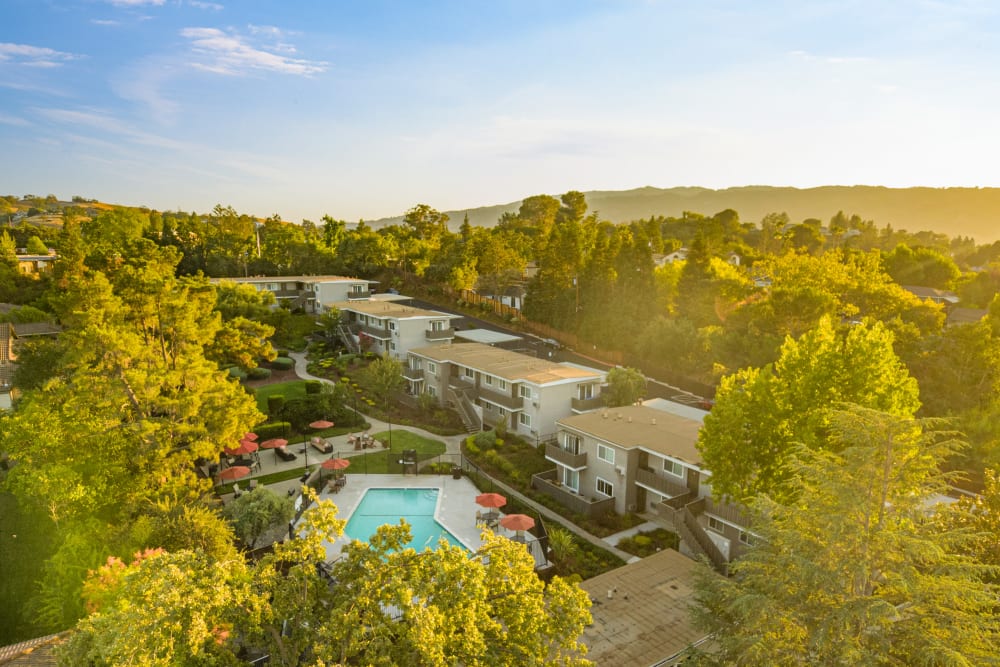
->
343, 488, 467, 551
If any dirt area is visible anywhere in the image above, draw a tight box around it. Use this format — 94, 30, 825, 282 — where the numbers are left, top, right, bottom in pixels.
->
243, 367, 301, 389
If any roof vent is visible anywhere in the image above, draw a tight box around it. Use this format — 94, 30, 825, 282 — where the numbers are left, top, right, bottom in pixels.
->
627, 416, 632, 423
602, 411, 608, 419
651, 418, 656, 425
616, 412, 622, 420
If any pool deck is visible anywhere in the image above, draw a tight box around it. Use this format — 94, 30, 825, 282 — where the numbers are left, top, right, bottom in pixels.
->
316, 474, 495, 560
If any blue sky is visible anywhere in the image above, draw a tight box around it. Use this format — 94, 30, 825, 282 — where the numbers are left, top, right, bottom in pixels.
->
1, 1, 998, 222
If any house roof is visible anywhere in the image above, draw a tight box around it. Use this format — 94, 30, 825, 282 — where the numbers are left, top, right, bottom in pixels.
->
453, 328, 522, 345
901, 285, 960, 303
947, 307, 988, 326
0, 633, 67, 665
410, 342, 603, 385
212, 275, 375, 285
332, 300, 458, 320
10, 322, 62, 337
580, 548, 708, 667
558, 405, 703, 467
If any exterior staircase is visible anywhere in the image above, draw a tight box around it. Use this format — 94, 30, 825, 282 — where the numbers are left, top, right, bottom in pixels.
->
337, 323, 360, 354
658, 495, 729, 575
448, 388, 481, 433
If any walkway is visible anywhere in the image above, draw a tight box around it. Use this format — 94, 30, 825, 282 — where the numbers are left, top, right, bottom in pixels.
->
288, 351, 638, 564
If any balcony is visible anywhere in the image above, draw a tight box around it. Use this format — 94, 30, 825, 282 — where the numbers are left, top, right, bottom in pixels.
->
531, 470, 615, 517
356, 323, 391, 340
425, 327, 455, 341
635, 467, 690, 498
571, 395, 604, 412
402, 366, 424, 381
544, 443, 587, 469
478, 386, 523, 411
347, 289, 371, 300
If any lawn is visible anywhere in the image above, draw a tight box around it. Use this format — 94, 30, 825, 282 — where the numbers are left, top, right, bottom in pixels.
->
254, 380, 308, 413
347, 430, 447, 474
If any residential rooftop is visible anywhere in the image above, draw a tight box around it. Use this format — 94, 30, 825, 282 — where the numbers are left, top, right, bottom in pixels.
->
410, 342, 603, 385
331, 301, 459, 320
211, 275, 376, 284
559, 405, 703, 466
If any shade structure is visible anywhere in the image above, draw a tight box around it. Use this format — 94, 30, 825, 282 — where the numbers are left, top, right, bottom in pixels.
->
499, 514, 535, 532
309, 420, 335, 429
243, 432, 259, 441
224, 440, 259, 456
217, 466, 251, 482
320, 457, 350, 471
259, 438, 288, 449
475, 493, 507, 509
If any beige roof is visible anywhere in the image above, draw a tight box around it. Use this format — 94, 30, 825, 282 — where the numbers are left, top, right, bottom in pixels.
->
333, 300, 458, 320
580, 548, 708, 667
213, 275, 374, 284
410, 342, 602, 385
559, 405, 703, 466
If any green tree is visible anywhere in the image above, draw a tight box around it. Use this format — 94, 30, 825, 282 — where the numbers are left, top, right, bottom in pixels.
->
698, 316, 920, 503
224, 487, 294, 549
61, 549, 264, 666
693, 407, 999, 665
25, 235, 48, 255
603, 366, 646, 407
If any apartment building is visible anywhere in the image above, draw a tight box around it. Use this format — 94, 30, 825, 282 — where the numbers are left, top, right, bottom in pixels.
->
534, 403, 749, 573
331, 300, 460, 361
405, 342, 605, 437
213, 275, 376, 312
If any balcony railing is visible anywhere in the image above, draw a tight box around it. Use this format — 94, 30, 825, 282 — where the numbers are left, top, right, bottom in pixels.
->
402, 367, 424, 381
531, 470, 615, 517
635, 467, 690, 498
571, 395, 604, 412
347, 289, 371, 300
544, 443, 587, 469
424, 327, 455, 340
478, 386, 523, 411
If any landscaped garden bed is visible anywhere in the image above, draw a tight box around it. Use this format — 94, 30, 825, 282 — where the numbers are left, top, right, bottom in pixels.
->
615, 527, 679, 557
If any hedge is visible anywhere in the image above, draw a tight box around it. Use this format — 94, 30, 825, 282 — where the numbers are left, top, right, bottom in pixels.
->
305, 380, 322, 395
267, 395, 285, 417
254, 421, 290, 439
271, 356, 295, 371
247, 367, 272, 380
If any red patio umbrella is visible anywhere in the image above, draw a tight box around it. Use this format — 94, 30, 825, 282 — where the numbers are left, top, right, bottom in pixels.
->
217, 466, 251, 482
243, 432, 259, 441
224, 440, 259, 456
499, 514, 535, 532
320, 457, 350, 471
259, 438, 288, 449
309, 420, 335, 429
475, 493, 507, 509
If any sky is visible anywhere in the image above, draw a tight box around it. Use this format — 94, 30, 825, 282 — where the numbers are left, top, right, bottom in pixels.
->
1, 0, 998, 223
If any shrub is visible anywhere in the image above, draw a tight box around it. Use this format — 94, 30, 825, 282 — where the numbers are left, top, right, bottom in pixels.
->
247, 367, 271, 380
255, 422, 290, 439
304, 380, 322, 395
495, 439, 504, 447
474, 430, 497, 451
228, 366, 247, 381
275, 349, 290, 357
267, 394, 285, 417
465, 440, 480, 456
271, 356, 295, 371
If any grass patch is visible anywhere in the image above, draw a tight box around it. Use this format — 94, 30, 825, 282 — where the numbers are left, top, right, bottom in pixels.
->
215, 466, 308, 495
349, 430, 447, 474
616, 527, 680, 558
253, 380, 308, 413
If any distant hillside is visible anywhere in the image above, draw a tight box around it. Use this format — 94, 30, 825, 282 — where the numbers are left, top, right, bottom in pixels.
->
369, 186, 1000, 243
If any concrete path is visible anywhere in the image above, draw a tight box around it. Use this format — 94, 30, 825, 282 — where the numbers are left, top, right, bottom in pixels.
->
602, 521, 661, 547
288, 351, 638, 564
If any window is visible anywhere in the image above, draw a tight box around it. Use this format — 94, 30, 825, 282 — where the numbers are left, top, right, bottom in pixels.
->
351, 284, 365, 294
596, 478, 613, 497
597, 444, 615, 464
562, 468, 579, 491
410, 359, 422, 371
497, 378, 507, 390
431, 320, 445, 331
267, 282, 279, 291
708, 516, 725, 534
498, 407, 507, 418
427, 385, 436, 397
562, 433, 581, 454
464, 367, 475, 379
427, 361, 437, 375
518, 413, 531, 427
390, 342, 396, 351
389, 321, 396, 331
519, 385, 532, 399
739, 531, 755, 546
484, 375, 493, 386
482, 402, 494, 412
663, 458, 685, 478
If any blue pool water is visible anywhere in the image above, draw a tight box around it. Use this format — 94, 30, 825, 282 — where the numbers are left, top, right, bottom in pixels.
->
343, 488, 466, 551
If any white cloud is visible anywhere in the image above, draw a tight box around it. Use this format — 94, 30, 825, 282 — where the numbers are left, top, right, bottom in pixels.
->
189, 1, 224, 9
0, 43, 81, 67
180, 26, 326, 76
0, 112, 29, 127
90, 19, 121, 26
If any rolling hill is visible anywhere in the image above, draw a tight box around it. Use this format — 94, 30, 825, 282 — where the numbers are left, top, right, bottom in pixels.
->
368, 186, 1000, 243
